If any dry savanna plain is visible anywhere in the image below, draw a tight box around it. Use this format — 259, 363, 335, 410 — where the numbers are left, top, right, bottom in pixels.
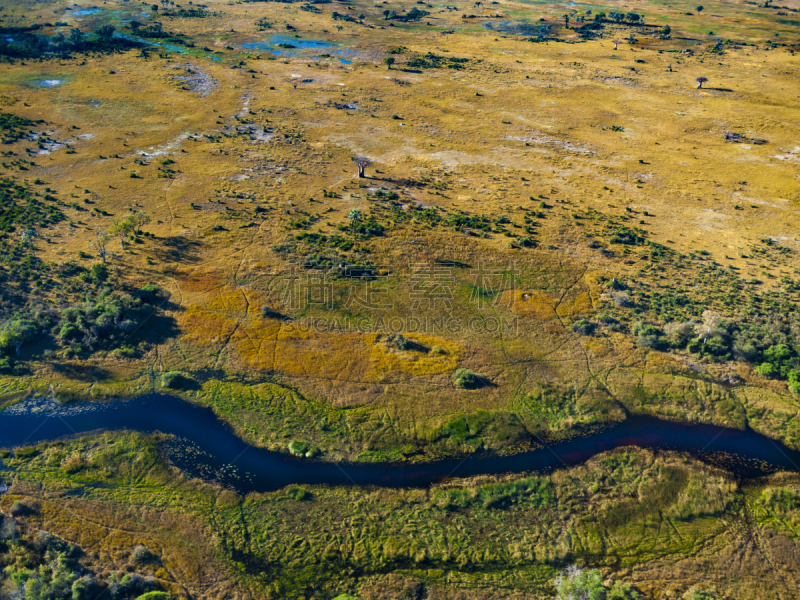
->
1, 0, 800, 597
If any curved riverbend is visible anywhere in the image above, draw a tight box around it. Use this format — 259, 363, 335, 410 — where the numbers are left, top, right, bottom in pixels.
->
1, 394, 798, 493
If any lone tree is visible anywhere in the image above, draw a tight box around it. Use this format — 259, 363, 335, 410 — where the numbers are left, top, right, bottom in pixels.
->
354, 155, 372, 178
383, 56, 395, 70
700, 309, 722, 345
130, 210, 151, 235
20, 229, 36, 256
696, 76, 708, 88
111, 216, 135, 249
348, 209, 362, 235
613, 39, 620, 50
91, 231, 111, 263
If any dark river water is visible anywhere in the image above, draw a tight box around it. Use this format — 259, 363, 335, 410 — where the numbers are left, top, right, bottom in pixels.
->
1, 394, 798, 492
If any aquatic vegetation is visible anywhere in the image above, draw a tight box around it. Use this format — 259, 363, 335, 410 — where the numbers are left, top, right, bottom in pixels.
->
3, 433, 796, 598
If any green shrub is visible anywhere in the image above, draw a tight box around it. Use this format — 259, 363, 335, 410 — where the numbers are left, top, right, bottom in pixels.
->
71, 575, 100, 600
788, 370, 800, 393
555, 567, 605, 600
0, 319, 36, 356
138, 284, 160, 303
90, 262, 108, 281
286, 486, 313, 501
14, 446, 38, 458
755, 363, 777, 377
130, 545, 152, 563
161, 371, 195, 390
288, 439, 311, 456
453, 368, 488, 389
571, 319, 595, 335
556, 567, 643, 600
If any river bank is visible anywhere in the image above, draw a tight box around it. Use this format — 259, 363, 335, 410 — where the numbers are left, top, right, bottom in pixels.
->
1, 394, 798, 493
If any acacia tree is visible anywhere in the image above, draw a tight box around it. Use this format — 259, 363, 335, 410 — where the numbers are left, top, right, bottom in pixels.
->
696, 76, 708, 88
111, 216, 135, 249
20, 229, 36, 256
354, 155, 372, 178
130, 210, 151, 235
700, 309, 722, 345
91, 230, 111, 263
383, 56, 395, 70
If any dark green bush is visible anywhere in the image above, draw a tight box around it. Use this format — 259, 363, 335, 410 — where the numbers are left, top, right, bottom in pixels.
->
453, 368, 489, 389
161, 371, 195, 390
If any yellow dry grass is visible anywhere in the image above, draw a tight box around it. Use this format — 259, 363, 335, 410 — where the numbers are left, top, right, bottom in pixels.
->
2, 0, 800, 447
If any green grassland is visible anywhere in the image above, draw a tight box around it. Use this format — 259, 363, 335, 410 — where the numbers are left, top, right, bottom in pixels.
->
4, 432, 800, 598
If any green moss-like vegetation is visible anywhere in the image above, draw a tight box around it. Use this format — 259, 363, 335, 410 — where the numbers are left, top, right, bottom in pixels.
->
3, 432, 797, 598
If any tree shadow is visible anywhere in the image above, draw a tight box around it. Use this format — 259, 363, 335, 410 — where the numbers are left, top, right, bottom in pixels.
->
434, 258, 472, 269
128, 311, 181, 345
260, 306, 292, 321
708, 87, 734, 92
51, 362, 114, 382
148, 235, 203, 264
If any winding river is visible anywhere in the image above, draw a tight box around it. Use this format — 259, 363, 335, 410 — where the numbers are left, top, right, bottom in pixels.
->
1, 394, 798, 493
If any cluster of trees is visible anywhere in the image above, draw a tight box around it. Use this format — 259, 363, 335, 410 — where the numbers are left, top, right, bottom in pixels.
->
128, 21, 189, 47
93, 211, 151, 262
56, 286, 161, 355
0, 284, 162, 369
589, 224, 800, 392
341, 209, 384, 238
0, 24, 143, 61
0, 177, 63, 288
603, 11, 644, 24
555, 567, 643, 599
405, 52, 470, 70
384, 7, 429, 22
0, 512, 171, 600
0, 177, 63, 235
129, 21, 171, 38
0, 318, 37, 360
332, 11, 360, 23
624, 310, 800, 392
555, 567, 718, 599
0, 112, 44, 145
